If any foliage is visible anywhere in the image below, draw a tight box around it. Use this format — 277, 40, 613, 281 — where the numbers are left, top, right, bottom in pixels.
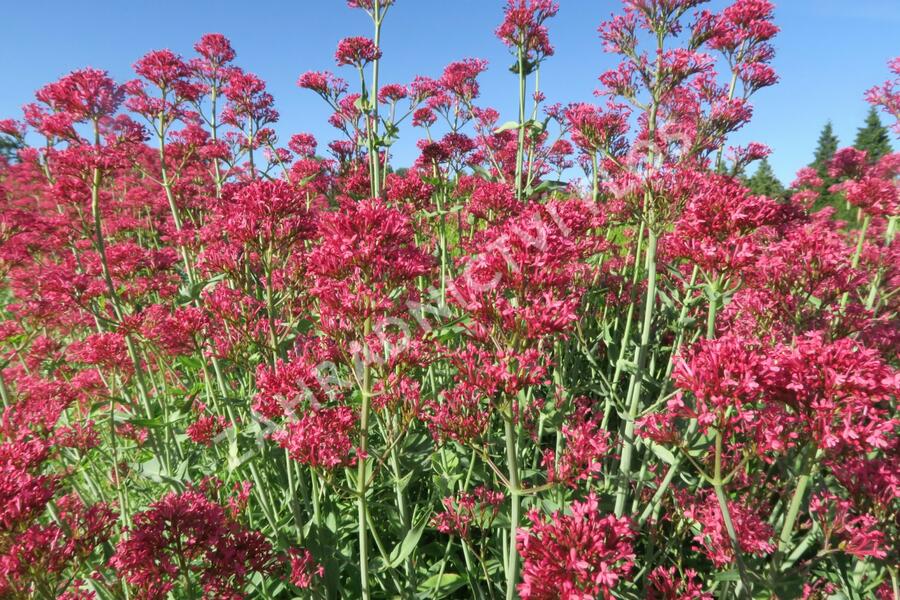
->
0, 3, 897, 600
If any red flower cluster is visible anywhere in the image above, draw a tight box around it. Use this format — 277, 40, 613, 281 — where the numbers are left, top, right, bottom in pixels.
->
109, 486, 280, 599
0, 2, 896, 599
517, 494, 634, 600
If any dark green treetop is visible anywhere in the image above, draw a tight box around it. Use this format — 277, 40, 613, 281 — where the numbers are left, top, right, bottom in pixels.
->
854, 107, 892, 163
747, 157, 784, 198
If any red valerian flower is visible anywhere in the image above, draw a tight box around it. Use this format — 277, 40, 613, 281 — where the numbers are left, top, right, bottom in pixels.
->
308, 197, 432, 332
109, 488, 280, 599
462, 177, 521, 222
288, 547, 324, 589
829, 151, 900, 217
828, 147, 868, 179
646, 566, 712, 600
385, 170, 434, 213
133, 50, 193, 90
542, 398, 611, 487
335, 36, 382, 67
222, 69, 278, 131
517, 493, 635, 600
35, 68, 125, 122
210, 179, 317, 249
1, 494, 116, 594
439, 58, 489, 102
449, 198, 606, 342
137, 304, 207, 356
810, 493, 888, 560
412, 107, 436, 128
271, 406, 358, 470
665, 170, 784, 277
565, 102, 630, 157
682, 491, 775, 568
378, 83, 408, 104
766, 332, 898, 456
0, 437, 56, 533
186, 413, 227, 446
496, 0, 559, 62
705, 0, 779, 55
194, 33, 236, 67
866, 56, 900, 134
347, 0, 395, 10
288, 132, 318, 157
297, 70, 348, 99
432, 487, 505, 540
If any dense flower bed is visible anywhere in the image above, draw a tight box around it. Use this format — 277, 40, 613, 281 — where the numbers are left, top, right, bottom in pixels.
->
0, 1, 897, 598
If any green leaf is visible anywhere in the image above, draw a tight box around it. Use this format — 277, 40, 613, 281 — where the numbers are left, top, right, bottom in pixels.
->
176, 355, 203, 372
529, 179, 568, 195
123, 415, 165, 428
388, 521, 426, 568
714, 569, 740, 582
418, 573, 466, 597
524, 119, 545, 135
494, 120, 520, 133
616, 358, 637, 375
648, 442, 678, 466
470, 165, 494, 180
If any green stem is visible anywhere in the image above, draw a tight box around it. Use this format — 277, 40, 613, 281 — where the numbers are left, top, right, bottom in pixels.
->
713, 429, 751, 598
840, 214, 871, 310
356, 319, 373, 600
615, 226, 658, 517
865, 216, 896, 311
514, 46, 527, 201
706, 283, 719, 340
889, 566, 898, 600
503, 416, 521, 600
372, 5, 383, 197
386, 416, 414, 590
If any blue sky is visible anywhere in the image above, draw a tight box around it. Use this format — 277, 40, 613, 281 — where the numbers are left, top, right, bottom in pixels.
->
1, 0, 896, 183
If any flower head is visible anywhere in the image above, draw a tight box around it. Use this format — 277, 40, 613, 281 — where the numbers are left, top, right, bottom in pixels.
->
517, 494, 635, 600
335, 36, 382, 67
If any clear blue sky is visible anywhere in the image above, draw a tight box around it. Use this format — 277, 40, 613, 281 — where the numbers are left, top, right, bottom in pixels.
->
1, 0, 896, 183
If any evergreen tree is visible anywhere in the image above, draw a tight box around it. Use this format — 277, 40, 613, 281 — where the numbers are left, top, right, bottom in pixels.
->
854, 107, 892, 162
810, 121, 839, 179
747, 157, 784, 197
807, 120, 846, 216
0, 136, 20, 162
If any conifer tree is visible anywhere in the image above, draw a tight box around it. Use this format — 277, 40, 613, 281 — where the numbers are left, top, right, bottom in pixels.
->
747, 157, 784, 197
0, 136, 20, 162
810, 121, 839, 179
808, 121, 844, 215
854, 107, 892, 162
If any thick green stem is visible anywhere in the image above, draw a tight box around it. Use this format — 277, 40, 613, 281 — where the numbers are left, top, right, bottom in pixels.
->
865, 216, 896, 311
840, 214, 871, 310
713, 430, 751, 598
514, 46, 527, 201
158, 117, 196, 285
264, 243, 280, 364
386, 415, 414, 590
356, 319, 372, 600
714, 41, 745, 172
776, 448, 814, 554
504, 417, 521, 600
610, 221, 646, 387
0, 370, 9, 408
615, 227, 658, 517
368, 2, 384, 198
706, 284, 719, 340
